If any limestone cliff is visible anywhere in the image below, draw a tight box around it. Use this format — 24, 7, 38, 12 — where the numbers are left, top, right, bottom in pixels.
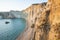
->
34, 0, 60, 40
23, 2, 47, 27
17, 0, 60, 40
48, 0, 60, 40
0, 11, 28, 19
19, 2, 47, 40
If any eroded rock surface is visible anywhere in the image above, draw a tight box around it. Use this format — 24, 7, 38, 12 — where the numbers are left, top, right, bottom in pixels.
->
17, 0, 60, 40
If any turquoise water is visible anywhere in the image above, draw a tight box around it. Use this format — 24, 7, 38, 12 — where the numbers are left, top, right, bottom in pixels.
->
0, 18, 26, 40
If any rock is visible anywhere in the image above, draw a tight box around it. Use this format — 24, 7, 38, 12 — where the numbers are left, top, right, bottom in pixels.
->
5, 21, 10, 24
0, 11, 28, 19
20, 0, 60, 40
2, 0, 60, 40
22, 2, 47, 40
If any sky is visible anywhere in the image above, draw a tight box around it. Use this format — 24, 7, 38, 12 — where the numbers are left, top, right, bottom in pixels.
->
0, 0, 47, 12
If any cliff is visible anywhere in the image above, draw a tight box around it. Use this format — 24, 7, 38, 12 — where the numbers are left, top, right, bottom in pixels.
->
17, 2, 47, 40
34, 0, 60, 40
48, 0, 60, 40
0, 11, 28, 20
33, 0, 60, 40
23, 2, 47, 27
17, 0, 60, 40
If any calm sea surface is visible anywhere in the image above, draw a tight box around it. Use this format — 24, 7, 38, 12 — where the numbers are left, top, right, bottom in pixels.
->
0, 18, 26, 40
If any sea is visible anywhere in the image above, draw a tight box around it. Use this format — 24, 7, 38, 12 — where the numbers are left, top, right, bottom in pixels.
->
0, 18, 26, 40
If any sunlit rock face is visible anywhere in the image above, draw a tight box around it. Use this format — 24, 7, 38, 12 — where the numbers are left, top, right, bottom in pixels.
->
22, 0, 60, 40
23, 2, 47, 27
48, 0, 60, 40
34, 3, 50, 40
22, 2, 47, 40
33, 0, 60, 40
36, 0, 60, 40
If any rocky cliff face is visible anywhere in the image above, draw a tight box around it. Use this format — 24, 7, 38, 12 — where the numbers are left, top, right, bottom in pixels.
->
48, 0, 60, 40
21, 2, 47, 40
34, 0, 60, 40
20, 0, 60, 40
0, 11, 28, 19
23, 2, 47, 27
